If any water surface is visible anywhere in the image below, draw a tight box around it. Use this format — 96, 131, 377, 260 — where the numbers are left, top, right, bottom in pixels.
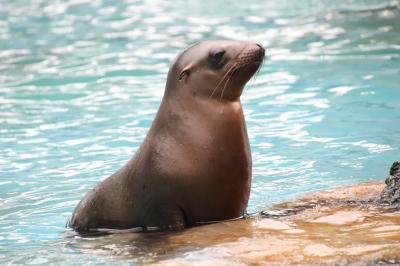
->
0, 0, 399, 264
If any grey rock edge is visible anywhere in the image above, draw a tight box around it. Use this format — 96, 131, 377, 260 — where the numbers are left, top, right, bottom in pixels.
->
380, 161, 400, 208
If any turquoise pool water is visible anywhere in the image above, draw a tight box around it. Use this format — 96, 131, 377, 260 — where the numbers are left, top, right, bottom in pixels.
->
1, 0, 399, 264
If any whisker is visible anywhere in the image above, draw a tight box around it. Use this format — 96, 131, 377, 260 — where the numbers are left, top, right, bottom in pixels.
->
247, 57, 265, 88
209, 62, 238, 98
219, 72, 233, 101
253, 60, 264, 82
219, 76, 232, 101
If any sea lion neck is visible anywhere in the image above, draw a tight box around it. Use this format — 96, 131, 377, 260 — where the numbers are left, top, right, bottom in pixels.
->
161, 87, 243, 120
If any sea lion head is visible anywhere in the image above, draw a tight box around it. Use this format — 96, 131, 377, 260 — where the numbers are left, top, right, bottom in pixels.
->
165, 40, 265, 101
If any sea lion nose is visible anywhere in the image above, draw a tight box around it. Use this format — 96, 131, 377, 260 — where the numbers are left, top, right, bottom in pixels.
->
256, 43, 265, 57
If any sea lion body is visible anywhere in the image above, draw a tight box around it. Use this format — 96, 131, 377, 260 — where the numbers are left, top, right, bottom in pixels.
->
69, 40, 265, 233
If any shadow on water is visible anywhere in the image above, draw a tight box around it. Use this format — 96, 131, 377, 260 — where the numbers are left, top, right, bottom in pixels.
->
65, 182, 400, 265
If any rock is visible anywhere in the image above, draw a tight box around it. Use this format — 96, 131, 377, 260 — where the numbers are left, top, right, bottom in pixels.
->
380, 161, 400, 207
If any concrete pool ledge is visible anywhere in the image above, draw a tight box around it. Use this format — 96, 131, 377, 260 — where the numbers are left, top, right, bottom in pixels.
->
150, 180, 399, 265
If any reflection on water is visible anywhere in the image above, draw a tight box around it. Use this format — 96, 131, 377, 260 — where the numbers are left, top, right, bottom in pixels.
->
67, 183, 400, 265
1, 0, 400, 264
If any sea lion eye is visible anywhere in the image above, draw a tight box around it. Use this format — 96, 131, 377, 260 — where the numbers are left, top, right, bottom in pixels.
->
210, 50, 226, 66
214, 51, 225, 62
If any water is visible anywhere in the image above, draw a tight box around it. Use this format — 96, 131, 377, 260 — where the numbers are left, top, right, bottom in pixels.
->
0, 0, 399, 264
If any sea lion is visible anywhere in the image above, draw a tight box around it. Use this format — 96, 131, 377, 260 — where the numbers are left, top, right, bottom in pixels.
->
69, 40, 265, 234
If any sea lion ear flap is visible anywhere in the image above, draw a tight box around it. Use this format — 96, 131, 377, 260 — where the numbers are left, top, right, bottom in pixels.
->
178, 66, 191, 82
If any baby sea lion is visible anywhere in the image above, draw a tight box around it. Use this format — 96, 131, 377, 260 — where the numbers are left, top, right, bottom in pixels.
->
69, 40, 265, 234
